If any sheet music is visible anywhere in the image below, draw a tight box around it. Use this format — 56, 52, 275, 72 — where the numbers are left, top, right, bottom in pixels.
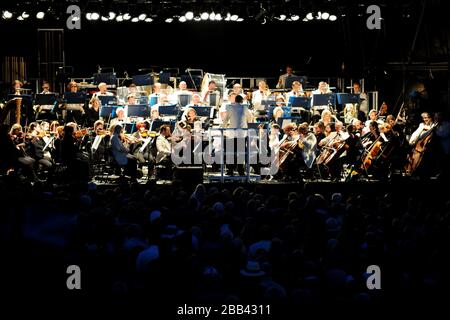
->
139, 137, 152, 153
43, 136, 54, 151
92, 135, 103, 151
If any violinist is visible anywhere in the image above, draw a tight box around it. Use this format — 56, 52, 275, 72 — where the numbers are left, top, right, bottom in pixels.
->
111, 124, 138, 180
313, 122, 326, 151
0, 124, 37, 180
60, 125, 90, 180
87, 120, 109, 161
131, 121, 151, 165
24, 122, 53, 173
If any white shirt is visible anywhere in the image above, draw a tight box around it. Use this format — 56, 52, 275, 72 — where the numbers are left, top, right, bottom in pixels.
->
251, 90, 270, 111
409, 123, 433, 145
156, 135, 171, 163
222, 103, 253, 138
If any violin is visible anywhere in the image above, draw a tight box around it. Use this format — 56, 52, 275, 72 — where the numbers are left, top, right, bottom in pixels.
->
74, 128, 89, 139
95, 129, 111, 136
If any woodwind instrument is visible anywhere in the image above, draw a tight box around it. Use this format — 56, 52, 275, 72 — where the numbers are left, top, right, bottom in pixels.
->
15, 97, 22, 124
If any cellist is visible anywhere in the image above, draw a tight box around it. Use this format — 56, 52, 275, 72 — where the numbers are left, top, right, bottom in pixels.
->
409, 112, 433, 145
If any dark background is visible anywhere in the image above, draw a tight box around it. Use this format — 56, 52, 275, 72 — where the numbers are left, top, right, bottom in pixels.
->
1, 0, 449, 113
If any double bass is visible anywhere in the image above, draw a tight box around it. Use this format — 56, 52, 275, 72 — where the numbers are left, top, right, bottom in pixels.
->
404, 123, 436, 175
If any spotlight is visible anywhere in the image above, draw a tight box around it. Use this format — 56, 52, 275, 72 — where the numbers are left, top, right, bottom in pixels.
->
225, 13, 231, 21
179, 16, 186, 22
2, 10, 13, 19
194, 16, 201, 21
165, 18, 173, 23
116, 15, 123, 22
86, 13, 92, 20
36, 11, 45, 19
131, 17, 139, 22
303, 17, 308, 22
17, 16, 24, 21
209, 12, 215, 20
329, 15, 337, 21
201, 12, 208, 20
321, 12, 330, 20
138, 14, 146, 20
316, 12, 322, 20
261, 18, 266, 24
279, 14, 286, 21
185, 11, 194, 20
215, 14, 222, 21
91, 12, 100, 20
101, 16, 108, 21
237, 18, 244, 22
291, 15, 300, 21
230, 14, 238, 21
21, 12, 29, 19
145, 17, 153, 22
306, 12, 314, 20
123, 13, 131, 20
109, 12, 116, 20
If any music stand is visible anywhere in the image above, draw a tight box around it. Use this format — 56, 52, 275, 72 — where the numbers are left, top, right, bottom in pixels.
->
65, 92, 86, 104
150, 120, 175, 132
93, 72, 117, 86
98, 95, 117, 106
288, 96, 311, 109
132, 74, 154, 86
149, 95, 158, 106
336, 93, 360, 105
99, 105, 118, 119
181, 75, 202, 90
123, 122, 137, 134
312, 93, 336, 107
158, 104, 179, 116
208, 92, 220, 107
139, 96, 149, 105
178, 94, 191, 107
159, 72, 171, 84
34, 93, 57, 105
127, 104, 149, 118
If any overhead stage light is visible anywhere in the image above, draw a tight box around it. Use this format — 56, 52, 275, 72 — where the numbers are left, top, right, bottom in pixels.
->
306, 12, 314, 20
2, 10, 13, 19
131, 17, 139, 22
165, 18, 173, 23
185, 11, 194, 20
329, 15, 337, 21
321, 12, 330, 20
201, 12, 208, 20
230, 14, 238, 21
91, 12, 99, 20
179, 16, 186, 22
36, 11, 45, 19
145, 17, 153, 22
138, 14, 146, 20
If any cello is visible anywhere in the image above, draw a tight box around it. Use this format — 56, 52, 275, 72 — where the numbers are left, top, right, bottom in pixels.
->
404, 123, 436, 175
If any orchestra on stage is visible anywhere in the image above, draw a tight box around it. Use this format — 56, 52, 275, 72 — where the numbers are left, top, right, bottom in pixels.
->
1, 70, 449, 183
